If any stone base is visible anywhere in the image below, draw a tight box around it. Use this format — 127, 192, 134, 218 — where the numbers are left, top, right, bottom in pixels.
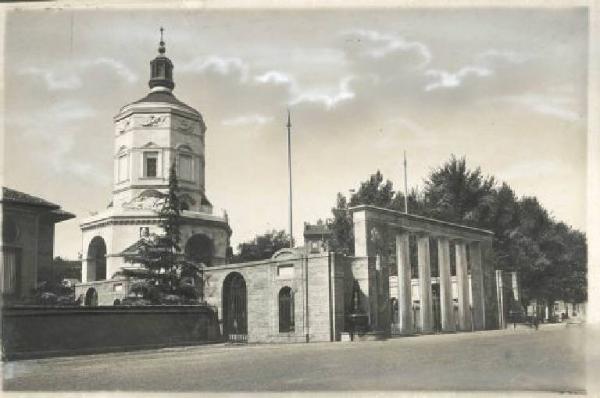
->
352, 331, 388, 342
340, 332, 352, 342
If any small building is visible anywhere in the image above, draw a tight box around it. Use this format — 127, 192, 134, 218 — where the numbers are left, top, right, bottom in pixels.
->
303, 222, 332, 254
1, 187, 74, 301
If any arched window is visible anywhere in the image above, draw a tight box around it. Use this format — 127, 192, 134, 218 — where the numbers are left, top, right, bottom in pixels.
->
278, 287, 294, 333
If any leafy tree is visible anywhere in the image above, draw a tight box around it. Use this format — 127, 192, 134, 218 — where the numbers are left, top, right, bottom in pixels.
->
327, 156, 587, 312
330, 170, 404, 255
423, 155, 496, 225
330, 193, 354, 255
232, 229, 292, 263
349, 170, 395, 208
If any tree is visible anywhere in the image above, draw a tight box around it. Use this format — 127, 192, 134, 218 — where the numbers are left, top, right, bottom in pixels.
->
330, 170, 401, 255
349, 170, 395, 208
160, 162, 182, 251
327, 156, 587, 312
121, 162, 201, 304
423, 155, 496, 225
330, 193, 354, 254
232, 230, 292, 263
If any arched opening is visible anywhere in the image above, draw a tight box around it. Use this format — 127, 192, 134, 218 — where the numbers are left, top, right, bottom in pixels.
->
85, 288, 98, 307
87, 236, 107, 281
278, 286, 294, 333
222, 272, 247, 338
185, 234, 214, 266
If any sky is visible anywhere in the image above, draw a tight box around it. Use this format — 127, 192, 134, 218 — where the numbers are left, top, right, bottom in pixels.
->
3, 7, 588, 259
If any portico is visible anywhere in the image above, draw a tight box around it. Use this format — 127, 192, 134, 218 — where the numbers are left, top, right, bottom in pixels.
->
351, 205, 497, 335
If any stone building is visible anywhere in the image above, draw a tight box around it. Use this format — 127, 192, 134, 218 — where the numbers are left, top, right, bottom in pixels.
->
303, 222, 332, 254
1, 187, 74, 300
79, 34, 231, 290
203, 205, 503, 343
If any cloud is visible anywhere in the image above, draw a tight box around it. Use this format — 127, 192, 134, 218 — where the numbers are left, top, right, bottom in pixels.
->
254, 70, 294, 85
342, 29, 432, 67
254, 69, 356, 110
222, 114, 274, 126
290, 75, 356, 109
424, 66, 493, 92
19, 57, 138, 91
180, 56, 249, 82
494, 94, 581, 121
20, 67, 82, 91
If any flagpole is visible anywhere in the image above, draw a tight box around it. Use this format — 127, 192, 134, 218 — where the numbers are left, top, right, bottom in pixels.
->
403, 150, 408, 214
287, 109, 293, 248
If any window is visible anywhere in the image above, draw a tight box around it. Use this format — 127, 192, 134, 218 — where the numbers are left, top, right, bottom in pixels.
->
3, 217, 18, 244
278, 287, 294, 333
277, 265, 294, 279
310, 241, 319, 253
2, 248, 20, 295
118, 153, 128, 182
144, 152, 158, 177
178, 153, 193, 181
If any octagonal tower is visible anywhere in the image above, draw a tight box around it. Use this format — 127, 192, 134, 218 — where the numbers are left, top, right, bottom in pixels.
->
80, 31, 231, 284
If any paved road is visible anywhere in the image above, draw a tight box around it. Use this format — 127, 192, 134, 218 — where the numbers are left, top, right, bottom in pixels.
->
2, 324, 586, 393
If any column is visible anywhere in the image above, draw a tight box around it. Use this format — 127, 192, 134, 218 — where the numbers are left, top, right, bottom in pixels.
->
352, 210, 370, 257
469, 241, 485, 331
396, 232, 412, 334
417, 235, 433, 333
511, 271, 519, 302
455, 241, 472, 331
495, 269, 505, 329
437, 237, 454, 332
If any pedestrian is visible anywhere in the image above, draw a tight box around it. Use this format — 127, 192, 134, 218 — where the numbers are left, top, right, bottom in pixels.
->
533, 316, 539, 330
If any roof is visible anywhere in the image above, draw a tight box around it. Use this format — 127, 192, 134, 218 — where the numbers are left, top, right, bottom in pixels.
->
304, 223, 332, 237
125, 90, 200, 116
2, 187, 75, 222
349, 205, 493, 240
2, 187, 60, 209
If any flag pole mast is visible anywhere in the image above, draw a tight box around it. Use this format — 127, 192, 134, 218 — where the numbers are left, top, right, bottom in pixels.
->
403, 150, 408, 214
287, 109, 293, 248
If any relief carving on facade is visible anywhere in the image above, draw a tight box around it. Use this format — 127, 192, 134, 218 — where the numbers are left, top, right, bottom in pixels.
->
117, 118, 131, 134
122, 189, 166, 210
175, 118, 195, 134
140, 114, 168, 127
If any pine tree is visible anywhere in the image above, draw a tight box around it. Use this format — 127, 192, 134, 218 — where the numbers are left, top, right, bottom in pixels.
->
159, 162, 181, 252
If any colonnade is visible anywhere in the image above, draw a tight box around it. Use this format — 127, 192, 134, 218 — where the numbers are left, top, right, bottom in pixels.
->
396, 231, 486, 333
351, 206, 494, 335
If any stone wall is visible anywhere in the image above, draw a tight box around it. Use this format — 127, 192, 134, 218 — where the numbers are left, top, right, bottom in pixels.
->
2, 305, 221, 360
203, 252, 348, 343
75, 279, 132, 306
